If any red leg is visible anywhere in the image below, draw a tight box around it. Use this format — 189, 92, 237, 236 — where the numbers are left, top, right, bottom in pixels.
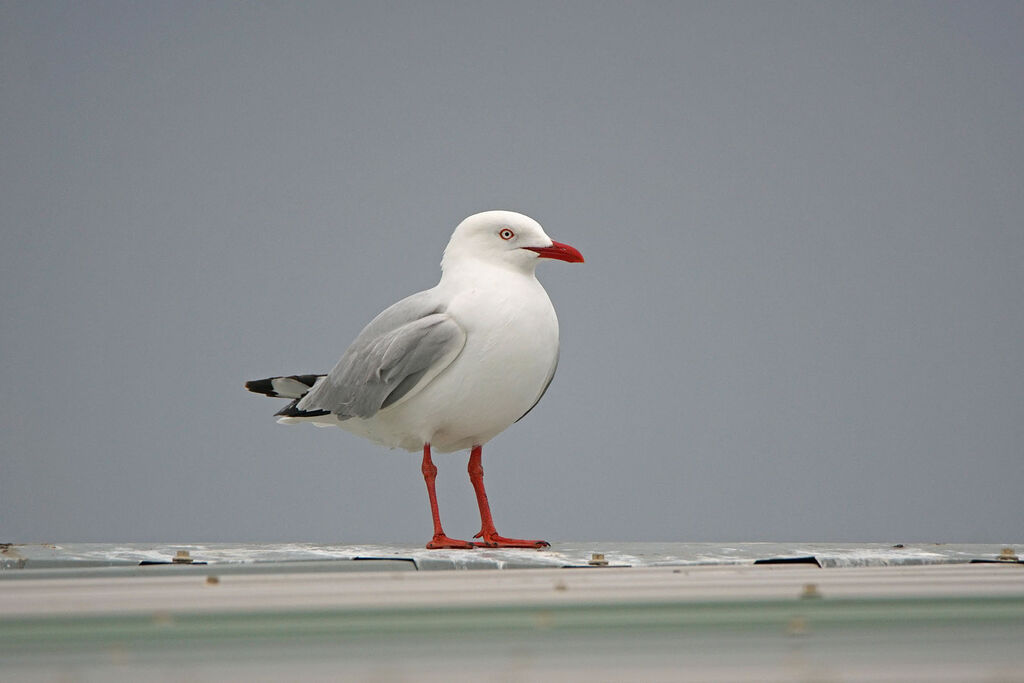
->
468, 445, 550, 549
421, 443, 473, 549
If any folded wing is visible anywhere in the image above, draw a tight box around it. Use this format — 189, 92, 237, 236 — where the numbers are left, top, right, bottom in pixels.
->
297, 292, 466, 420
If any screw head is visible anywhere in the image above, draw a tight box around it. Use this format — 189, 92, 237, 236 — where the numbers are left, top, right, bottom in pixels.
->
800, 583, 821, 599
172, 550, 194, 564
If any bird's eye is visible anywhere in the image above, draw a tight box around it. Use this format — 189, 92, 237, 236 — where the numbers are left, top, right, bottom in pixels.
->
499, 229, 514, 240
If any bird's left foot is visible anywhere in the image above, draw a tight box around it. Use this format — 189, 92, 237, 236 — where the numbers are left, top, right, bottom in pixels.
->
473, 531, 550, 549
426, 534, 476, 550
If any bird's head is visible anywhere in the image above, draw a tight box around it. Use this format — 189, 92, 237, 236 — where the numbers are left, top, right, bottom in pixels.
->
441, 211, 584, 274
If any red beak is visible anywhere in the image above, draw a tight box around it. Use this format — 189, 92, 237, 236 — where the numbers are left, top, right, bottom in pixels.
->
524, 240, 585, 263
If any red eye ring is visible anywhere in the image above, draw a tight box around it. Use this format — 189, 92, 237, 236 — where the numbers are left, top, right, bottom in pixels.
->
499, 229, 514, 240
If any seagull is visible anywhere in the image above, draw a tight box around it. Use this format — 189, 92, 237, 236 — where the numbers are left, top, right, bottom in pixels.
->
245, 211, 583, 549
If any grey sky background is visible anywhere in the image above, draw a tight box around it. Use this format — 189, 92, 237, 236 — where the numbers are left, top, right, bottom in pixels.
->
2, 2, 1021, 544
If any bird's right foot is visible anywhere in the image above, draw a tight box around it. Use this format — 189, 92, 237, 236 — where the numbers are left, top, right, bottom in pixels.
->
472, 531, 550, 549
425, 534, 475, 550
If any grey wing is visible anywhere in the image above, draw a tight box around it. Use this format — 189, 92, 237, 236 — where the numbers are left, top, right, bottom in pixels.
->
298, 292, 466, 420
516, 348, 559, 422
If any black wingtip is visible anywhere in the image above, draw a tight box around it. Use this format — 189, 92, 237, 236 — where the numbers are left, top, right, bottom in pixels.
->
245, 378, 277, 396
245, 374, 325, 398
275, 399, 331, 418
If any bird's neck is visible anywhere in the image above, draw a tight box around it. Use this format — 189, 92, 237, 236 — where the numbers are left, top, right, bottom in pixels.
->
439, 256, 539, 290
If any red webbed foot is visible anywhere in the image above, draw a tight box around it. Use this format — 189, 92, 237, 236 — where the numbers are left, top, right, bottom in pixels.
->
472, 531, 550, 549
425, 534, 476, 550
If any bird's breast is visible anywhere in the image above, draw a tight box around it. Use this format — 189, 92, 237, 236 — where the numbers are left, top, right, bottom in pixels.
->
405, 278, 560, 451
447, 279, 558, 386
